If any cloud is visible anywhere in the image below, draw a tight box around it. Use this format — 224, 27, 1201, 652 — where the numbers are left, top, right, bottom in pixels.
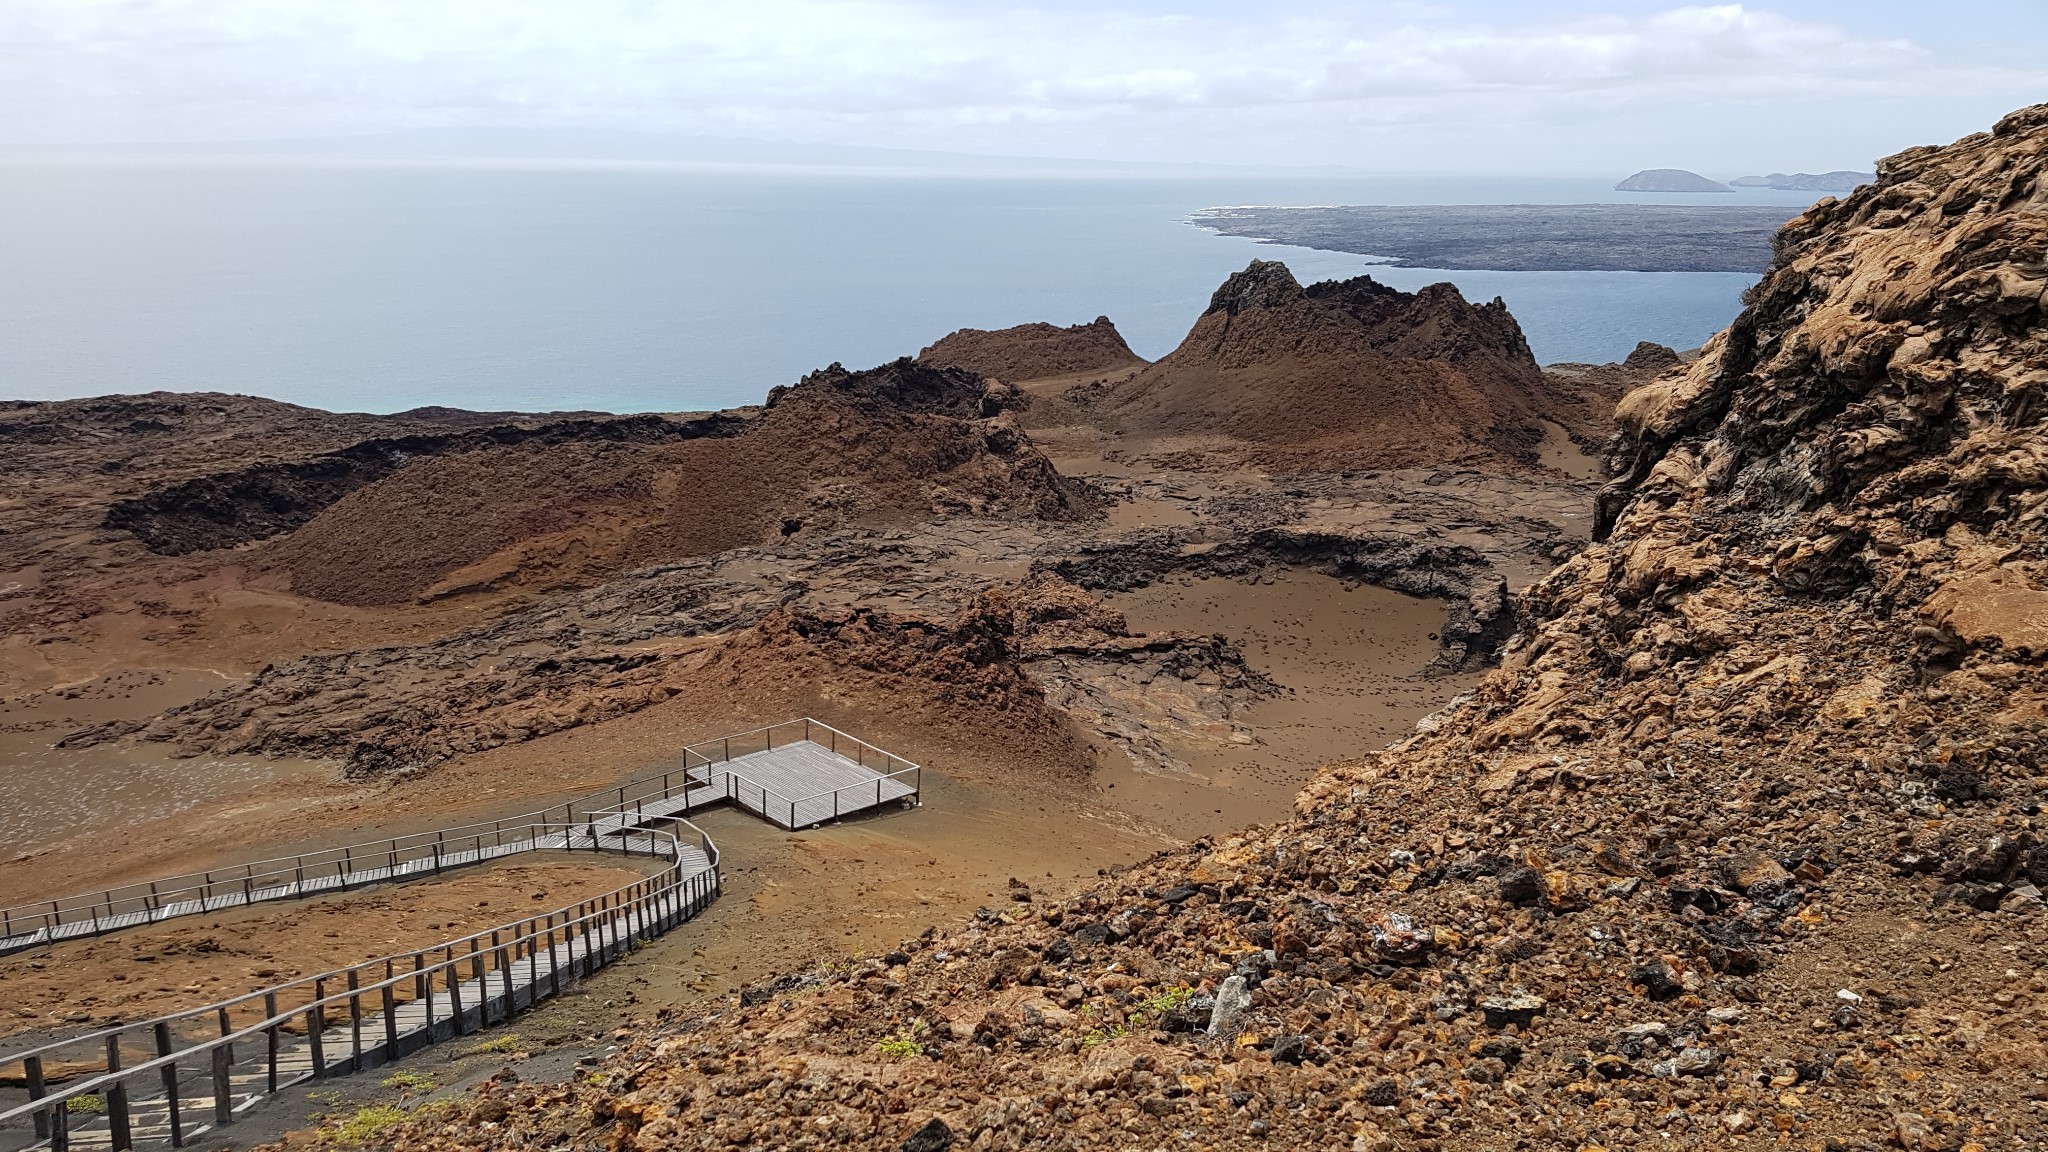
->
0, 1, 2040, 167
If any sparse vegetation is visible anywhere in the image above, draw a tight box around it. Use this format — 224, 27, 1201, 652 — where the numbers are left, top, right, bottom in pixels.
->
1081, 985, 1191, 1046
321, 1105, 408, 1144
460, 1035, 523, 1056
1132, 984, 1193, 1019
65, 1095, 106, 1116
875, 1019, 928, 1058
381, 1070, 437, 1094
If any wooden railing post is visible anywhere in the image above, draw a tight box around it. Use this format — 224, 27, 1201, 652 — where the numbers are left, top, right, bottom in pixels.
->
496, 940, 514, 1017
155, 1022, 184, 1147
211, 1044, 233, 1127
105, 1035, 132, 1152
49, 1093, 68, 1152
382, 969, 399, 1060
348, 969, 364, 1070
448, 959, 468, 1035
422, 965, 436, 1036
487, 931, 502, 1022
309, 979, 327, 1076
25, 1054, 48, 1139
264, 991, 279, 1094
546, 917, 561, 998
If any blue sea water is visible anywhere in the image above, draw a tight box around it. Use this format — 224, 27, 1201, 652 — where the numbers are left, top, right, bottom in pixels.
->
0, 163, 1814, 414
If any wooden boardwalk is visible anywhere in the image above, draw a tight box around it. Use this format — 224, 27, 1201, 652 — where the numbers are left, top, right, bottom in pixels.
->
18, 854, 713, 1152
2, 722, 920, 958
0, 719, 921, 1152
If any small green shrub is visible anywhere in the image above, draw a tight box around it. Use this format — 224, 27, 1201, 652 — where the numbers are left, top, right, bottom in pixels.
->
322, 1105, 408, 1144
1133, 985, 1194, 1019
65, 1095, 106, 1116
1081, 1023, 1127, 1048
381, 1070, 437, 1093
876, 1019, 928, 1059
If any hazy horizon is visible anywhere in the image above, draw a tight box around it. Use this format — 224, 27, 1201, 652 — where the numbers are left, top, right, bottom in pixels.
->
6, 2, 2044, 176
0, 124, 1902, 182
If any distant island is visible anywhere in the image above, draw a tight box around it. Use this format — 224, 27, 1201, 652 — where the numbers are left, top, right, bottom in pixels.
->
1189, 203, 1805, 272
1614, 168, 1731, 192
1730, 170, 1875, 192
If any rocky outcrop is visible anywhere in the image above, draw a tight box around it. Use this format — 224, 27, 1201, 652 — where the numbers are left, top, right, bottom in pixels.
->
917, 317, 1147, 383
69, 569, 1243, 776
1084, 261, 1573, 471
1540, 341, 1687, 451
249, 359, 1096, 606
379, 104, 2048, 1152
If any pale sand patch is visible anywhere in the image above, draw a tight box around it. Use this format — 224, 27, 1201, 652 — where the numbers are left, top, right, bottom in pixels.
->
1099, 568, 1477, 837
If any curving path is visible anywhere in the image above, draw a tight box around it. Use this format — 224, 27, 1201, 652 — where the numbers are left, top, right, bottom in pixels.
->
0, 719, 919, 1152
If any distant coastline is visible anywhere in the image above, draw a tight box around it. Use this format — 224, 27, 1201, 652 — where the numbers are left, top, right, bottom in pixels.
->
1189, 203, 1807, 273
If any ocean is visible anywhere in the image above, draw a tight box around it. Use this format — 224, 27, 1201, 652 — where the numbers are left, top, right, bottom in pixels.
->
0, 162, 1818, 414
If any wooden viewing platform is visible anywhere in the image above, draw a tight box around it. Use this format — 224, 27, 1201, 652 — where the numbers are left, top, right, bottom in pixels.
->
596, 737, 919, 834
0, 719, 919, 1151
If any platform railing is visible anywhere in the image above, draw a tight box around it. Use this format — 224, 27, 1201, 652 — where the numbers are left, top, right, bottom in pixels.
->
0, 821, 718, 1151
579, 717, 922, 832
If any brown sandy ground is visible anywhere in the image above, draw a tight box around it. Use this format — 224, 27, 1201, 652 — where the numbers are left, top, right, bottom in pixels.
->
0, 397, 1600, 1053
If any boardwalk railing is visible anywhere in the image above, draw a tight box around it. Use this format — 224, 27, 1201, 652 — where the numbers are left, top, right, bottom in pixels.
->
0, 719, 915, 954
0, 821, 717, 1152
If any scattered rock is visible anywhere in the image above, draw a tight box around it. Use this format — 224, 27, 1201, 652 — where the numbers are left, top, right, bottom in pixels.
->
899, 1118, 955, 1152
1478, 992, 1546, 1029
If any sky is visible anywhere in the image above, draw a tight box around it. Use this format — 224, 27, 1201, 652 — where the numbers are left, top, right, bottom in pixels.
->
3, 1, 2044, 173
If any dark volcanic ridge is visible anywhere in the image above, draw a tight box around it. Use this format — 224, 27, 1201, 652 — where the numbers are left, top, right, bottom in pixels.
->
1190, 203, 1805, 273
104, 411, 746, 556
83, 360, 1097, 609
